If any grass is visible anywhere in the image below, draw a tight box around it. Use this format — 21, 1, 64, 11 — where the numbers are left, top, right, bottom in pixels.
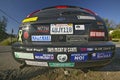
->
0, 37, 17, 46
112, 38, 120, 42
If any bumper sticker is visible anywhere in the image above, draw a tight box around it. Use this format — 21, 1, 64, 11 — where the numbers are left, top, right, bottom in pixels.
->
71, 53, 88, 62
75, 25, 85, 30
92, 52, 112, 60
57, 54, 68, 62
47, 47, 77, 52
34, 53, 54, 60
22, 17, 38, 23
31, 35, 51, 41
14, 52, 34, 59
25, 60, 48, 66
77, 15, 96, 20
49, 63, 74, 67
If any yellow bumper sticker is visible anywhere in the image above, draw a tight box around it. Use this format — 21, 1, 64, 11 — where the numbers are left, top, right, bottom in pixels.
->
22, 17, 38, 23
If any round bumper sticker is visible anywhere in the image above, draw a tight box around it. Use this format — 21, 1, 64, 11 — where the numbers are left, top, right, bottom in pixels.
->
57, 54, 68, 62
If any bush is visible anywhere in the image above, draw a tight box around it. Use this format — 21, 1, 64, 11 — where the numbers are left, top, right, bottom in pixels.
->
110, 30, 120, 38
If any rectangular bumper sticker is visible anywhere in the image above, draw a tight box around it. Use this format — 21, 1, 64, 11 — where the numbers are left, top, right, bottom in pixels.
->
34, 53, 54, 60
31, 35, 51, 41
49, 63, 74, 67
77, 15, 96, 20
75, 25, 85, 30
25, 60, 48, 66
92, 52, 112, 60
14, 52, 34, 59
71, 53, 88, 62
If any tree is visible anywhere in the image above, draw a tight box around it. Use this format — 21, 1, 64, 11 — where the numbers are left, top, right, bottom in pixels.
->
0, 16, 8, 41
116, 23, 120, 29
103, 18, 116, 30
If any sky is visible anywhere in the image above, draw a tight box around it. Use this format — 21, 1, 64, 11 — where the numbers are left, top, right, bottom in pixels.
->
0, 0, 120, 34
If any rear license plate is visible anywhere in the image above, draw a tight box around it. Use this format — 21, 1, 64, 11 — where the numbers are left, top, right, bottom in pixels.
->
71, 53, 88, 62
31, 35, 51, 41
92, 52, 112, 60
50, 24, 73, 34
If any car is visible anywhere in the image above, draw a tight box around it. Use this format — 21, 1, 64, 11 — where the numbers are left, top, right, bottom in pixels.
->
12, 5, 115, 68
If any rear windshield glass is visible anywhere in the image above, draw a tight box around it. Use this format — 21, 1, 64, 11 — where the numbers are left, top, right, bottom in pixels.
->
33, 8, 92, 17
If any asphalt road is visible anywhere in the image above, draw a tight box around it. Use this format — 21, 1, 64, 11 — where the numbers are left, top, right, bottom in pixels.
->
0, 46, 20, 71
0, 42, 120, 80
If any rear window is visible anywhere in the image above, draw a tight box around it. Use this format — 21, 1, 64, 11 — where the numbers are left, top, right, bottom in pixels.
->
32, 8, 93, 17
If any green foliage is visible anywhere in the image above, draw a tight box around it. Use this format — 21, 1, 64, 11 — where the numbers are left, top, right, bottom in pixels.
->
0, 16, 8, 41
110, 30, 120, 38
103, 18, 116, 30
116, 24, 120, 29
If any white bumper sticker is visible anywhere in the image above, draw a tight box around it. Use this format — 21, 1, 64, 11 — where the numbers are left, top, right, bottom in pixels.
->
14, 52, 34, 59
77, 15, 96, 20
75, 25, 85, 30
25, 60, 48, 66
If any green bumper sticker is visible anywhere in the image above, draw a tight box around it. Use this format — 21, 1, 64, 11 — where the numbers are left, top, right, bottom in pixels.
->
49, 63, 74, 67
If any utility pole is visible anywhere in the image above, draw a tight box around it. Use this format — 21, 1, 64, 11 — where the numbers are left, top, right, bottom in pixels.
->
11, 28, 14, 44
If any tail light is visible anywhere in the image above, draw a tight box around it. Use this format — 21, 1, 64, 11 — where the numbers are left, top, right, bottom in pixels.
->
90, 30, 105, 38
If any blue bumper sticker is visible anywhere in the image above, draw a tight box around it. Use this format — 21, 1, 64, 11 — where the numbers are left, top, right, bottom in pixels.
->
71, 53, 88, 62
34, 53, 54, 60
31, 35, 51, 41
92, 52, 112, 60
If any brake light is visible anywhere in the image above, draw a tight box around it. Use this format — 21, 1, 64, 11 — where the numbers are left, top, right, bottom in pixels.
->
27, 10, 40, 18
55, 6, 68, 9
90, 31, 105, 38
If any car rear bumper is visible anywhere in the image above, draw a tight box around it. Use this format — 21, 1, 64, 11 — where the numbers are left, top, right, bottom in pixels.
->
12, 41, 115, 68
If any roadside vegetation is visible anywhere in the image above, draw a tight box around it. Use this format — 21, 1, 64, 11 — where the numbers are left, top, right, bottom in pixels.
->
103, 18, 120, 42
0, 16, 17, 46
0, 37, 17, 46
